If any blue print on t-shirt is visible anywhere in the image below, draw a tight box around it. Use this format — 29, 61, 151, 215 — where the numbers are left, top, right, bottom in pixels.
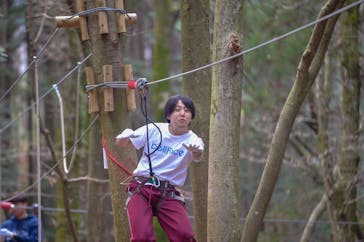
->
151, 143, 184, 156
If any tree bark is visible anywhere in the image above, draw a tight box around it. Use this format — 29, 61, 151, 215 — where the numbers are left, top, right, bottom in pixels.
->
86, 1, 137, 241
242, 1, 344, 241
151, 0, 172, 119
181, 0, 211, 241
329, 1, 362, 240
86, 119, 113, 242
207, 0, 244, 241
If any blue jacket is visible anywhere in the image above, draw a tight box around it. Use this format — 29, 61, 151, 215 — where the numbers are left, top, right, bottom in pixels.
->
1, 215, 41, 242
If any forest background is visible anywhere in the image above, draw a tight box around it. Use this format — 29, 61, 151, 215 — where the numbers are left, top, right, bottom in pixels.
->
0, 0, 363, 242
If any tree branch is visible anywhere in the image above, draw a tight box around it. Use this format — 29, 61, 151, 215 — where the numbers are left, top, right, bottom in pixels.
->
300, 194, 327, 242
68, 176, 109, 183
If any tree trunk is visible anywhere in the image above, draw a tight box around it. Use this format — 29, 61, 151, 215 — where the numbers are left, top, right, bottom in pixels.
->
151, 0, 172, 119
180, 0, 211, 241
300, 51, 335, 242
86, 120, 113, 242
329, 2, 362, 241
207, 0, 244, 241
242, 1, 344, 241
86, 1, 137, 241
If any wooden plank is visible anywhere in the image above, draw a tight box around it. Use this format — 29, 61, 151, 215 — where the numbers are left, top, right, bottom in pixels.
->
103, 65, 114, 112
124, 64, 136, 111
85, 67, 99, 113
76, 0, 89, 40
97, 0, 109, 34
115, 0, 126, 33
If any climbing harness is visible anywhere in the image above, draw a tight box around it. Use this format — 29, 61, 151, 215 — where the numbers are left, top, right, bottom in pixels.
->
126, 176, 185, 215
121, 78, 183, 214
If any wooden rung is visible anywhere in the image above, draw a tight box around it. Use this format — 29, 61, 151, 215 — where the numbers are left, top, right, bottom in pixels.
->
55, 16, 79, 28
76, 0, 89, 40
124, 64, 136, 112
115, 0, 126, 33
85, 67, 99, 113
125, 13, 138, 26
103, 65, 114, 112
97, 0, 109, 34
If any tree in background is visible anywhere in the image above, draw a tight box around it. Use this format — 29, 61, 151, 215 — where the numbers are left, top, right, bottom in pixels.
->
180, 0, 211, 241
207, 0, 244, 241
0, 0, 27, 192
329, 1, 362, 240
151, 0, 173, 120
242, 0, 345, 241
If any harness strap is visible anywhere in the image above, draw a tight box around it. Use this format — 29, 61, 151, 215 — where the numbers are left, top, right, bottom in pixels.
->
127, 178, 184, 215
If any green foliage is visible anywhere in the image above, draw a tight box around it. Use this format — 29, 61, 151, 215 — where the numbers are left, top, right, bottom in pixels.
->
243, 0, 316, 117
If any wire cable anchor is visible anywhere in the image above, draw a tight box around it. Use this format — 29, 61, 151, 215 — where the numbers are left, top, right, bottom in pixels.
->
85, 77, 148, 91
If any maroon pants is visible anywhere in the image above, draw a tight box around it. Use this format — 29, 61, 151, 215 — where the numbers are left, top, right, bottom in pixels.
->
126, 181, 196, 242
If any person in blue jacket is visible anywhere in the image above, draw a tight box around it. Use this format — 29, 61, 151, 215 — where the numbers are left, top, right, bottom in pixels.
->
0, 194, 42, 242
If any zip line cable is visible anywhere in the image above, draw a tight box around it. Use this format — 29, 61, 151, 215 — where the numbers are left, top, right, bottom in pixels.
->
85, 0, 364, 91
0, 53, 92, 134
34, 56, 42, 240
70, 65, 82, 172
149, 0, 364, 86
0, 28, 60, 104
65, 7, 128, 21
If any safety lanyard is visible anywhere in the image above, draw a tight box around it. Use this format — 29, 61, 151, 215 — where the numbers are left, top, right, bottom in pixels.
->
139, 89, 162, 180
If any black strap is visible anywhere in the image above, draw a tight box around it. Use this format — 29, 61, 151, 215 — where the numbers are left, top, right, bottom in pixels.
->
142, 94, 154, 177
138, 90, 162, 178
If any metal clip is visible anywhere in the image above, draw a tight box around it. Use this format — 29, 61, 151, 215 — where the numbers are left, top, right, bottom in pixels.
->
136, 78, 147, 90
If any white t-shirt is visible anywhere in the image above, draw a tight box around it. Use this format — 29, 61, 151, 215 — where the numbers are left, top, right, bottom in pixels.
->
130, 123, 204, 187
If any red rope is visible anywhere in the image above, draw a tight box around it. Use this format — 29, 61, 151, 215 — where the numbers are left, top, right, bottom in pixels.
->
101, 136, 132, 176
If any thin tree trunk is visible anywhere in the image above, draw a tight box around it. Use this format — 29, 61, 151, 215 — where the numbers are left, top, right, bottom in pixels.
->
242, 1, 344, 241
181, 0, 211, 241
300, 194, 327, 242
40, 122, 79, 242
207, 0, 244, 241
316, 49, 335, 242
151, 0, 172, 119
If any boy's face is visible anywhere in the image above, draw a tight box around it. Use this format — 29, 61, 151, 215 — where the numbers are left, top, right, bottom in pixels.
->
167, 100, 192, 128
10, 201, 27, 218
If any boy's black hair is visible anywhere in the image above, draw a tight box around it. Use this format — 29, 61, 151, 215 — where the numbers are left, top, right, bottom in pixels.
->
164, 95, 195, 122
